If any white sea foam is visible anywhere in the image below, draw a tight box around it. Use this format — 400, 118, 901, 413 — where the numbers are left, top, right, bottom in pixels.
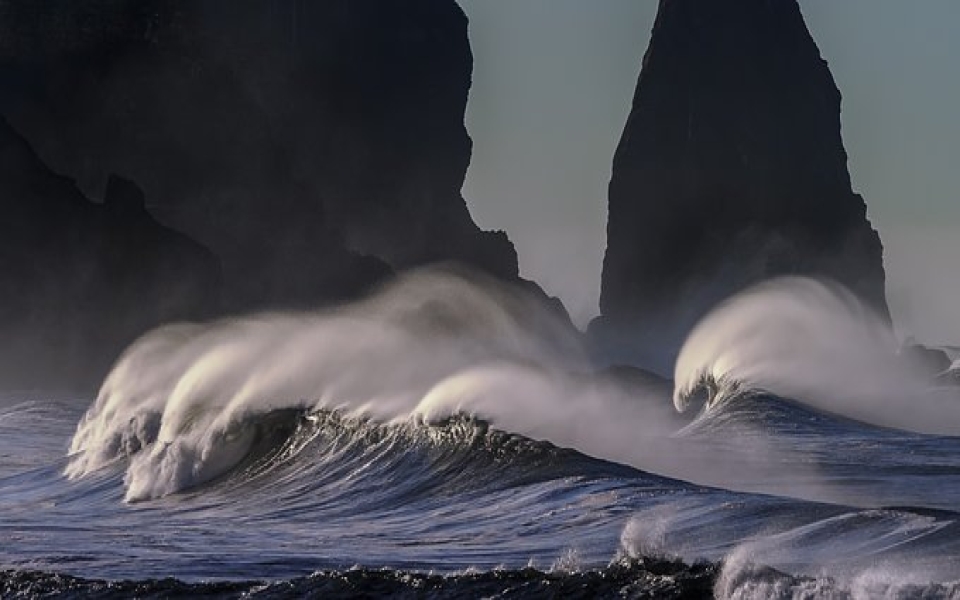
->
68, 270, 959, 503
673, 277, 960, 435
67, 267, 687, 501
714, 534, 960, 600
618, 499, 960, 599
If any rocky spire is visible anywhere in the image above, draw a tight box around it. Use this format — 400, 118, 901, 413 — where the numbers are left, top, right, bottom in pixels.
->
594, 0, 888, 371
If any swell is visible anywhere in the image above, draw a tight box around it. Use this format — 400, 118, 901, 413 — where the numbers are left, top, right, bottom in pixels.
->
1, 401, 83, 479
165, 409, 648, 508
673, 277, 960, 436
12, 399, 960, 588
672, 383, 960, 511
64, 268, 686, 501
9, 272, 960, 594
7, 555, 960, 599
0, 558, 720, 599
63, 271, 960, 508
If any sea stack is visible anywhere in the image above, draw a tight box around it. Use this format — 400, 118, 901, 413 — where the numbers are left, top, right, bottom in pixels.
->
594, 0, 888, 371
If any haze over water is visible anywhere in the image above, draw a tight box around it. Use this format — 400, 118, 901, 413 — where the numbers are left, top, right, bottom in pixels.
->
2, 2, 960, 599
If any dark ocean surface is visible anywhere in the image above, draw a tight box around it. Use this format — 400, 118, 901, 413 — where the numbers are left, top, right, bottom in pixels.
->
3, 274, 960, 598
4, 389, 960, 599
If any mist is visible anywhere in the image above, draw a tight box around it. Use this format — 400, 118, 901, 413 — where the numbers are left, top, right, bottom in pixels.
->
674, 277, 960, 435
68, 267, 832, 504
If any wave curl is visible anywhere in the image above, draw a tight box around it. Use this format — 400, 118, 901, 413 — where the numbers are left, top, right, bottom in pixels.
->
672, 277, 960, 435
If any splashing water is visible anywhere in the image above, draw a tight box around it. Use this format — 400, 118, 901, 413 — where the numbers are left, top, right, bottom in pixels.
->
66, 267, 686, 501
13, 270, 960, 596
673, 276, 960, 434
67, 270, 924, 504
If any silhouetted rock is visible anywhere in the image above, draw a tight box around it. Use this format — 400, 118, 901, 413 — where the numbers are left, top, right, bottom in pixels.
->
0, 116, 219, 390
0, 1, 573, 391
0, 0, 518, 315
593, 0, 888, 372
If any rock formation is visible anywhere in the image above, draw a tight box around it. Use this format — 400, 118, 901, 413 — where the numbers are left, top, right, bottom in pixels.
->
594, 0, 889, 372
0, 0, 558, 390
0, 116, 219, 389
0, 0, 517, 315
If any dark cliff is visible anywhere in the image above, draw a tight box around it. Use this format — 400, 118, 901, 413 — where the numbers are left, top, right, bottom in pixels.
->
594, 0, 888, 371
0, 116, 219, 389
0, 0, 518, 315
0, 0, 534, 390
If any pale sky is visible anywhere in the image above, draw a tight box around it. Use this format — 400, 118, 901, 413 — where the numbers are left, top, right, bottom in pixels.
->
457, 1, 960, 344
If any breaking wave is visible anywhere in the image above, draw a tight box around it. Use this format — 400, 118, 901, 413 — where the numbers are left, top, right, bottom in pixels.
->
2, 271, 957, 597
673, 277, 960, 435
66, 268, 682, 501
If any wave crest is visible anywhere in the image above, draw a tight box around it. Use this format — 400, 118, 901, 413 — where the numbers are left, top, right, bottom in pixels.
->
65, 268, 588, 500
65, 267, 694, 501
672, 277, 960, 434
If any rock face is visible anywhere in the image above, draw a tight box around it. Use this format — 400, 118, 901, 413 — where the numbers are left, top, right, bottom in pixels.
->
594, 0, 889, 371
0, 116, 219, 389
0, 0, 517, 315
0, 0, 536, 390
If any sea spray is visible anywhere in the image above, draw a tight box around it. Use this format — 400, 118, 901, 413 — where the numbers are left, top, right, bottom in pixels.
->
66, 268, 859, 502
616, 498, 960, 599
673, 277, 960, 435
20, 270, 960, 594
711, 517, 960, 600
67, 268, 688, 500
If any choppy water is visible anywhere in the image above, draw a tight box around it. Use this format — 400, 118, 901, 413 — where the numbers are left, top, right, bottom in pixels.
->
3, 272, 960, 598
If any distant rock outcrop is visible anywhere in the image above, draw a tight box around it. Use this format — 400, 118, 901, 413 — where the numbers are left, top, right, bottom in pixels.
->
0, 116, 219, 390
0, 0, 518, 315
593, 0, 889, 371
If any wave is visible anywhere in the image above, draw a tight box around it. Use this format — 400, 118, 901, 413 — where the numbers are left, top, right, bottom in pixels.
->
0, 558, 720, 599
14, 386, 960, 593
6, 561, 960, 599
713, 514, 960, 599
672, 277, 960, 435
6, 555, 959, 599
157, 409, 648, 510
621, 500, 960, 599
67, 269, 952, 505
7, 504, 960, 600
66, 268, 690, 501
715, 561, 960, 600
12, 270, 960, 596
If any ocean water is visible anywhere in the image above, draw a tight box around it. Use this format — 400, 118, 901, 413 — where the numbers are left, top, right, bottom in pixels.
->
3, 270, 960, 599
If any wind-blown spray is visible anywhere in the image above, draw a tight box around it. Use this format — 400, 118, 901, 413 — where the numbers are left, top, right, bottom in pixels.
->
673, 277, 960, 434
66, 268, 684, 501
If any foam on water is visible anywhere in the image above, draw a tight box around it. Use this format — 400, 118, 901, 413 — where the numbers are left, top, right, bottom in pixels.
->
67, 268, 688, 501
619, 499, 960, 599
5, 271, 960, 593
673, 277, 960, 435
67, 270, 960, 507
